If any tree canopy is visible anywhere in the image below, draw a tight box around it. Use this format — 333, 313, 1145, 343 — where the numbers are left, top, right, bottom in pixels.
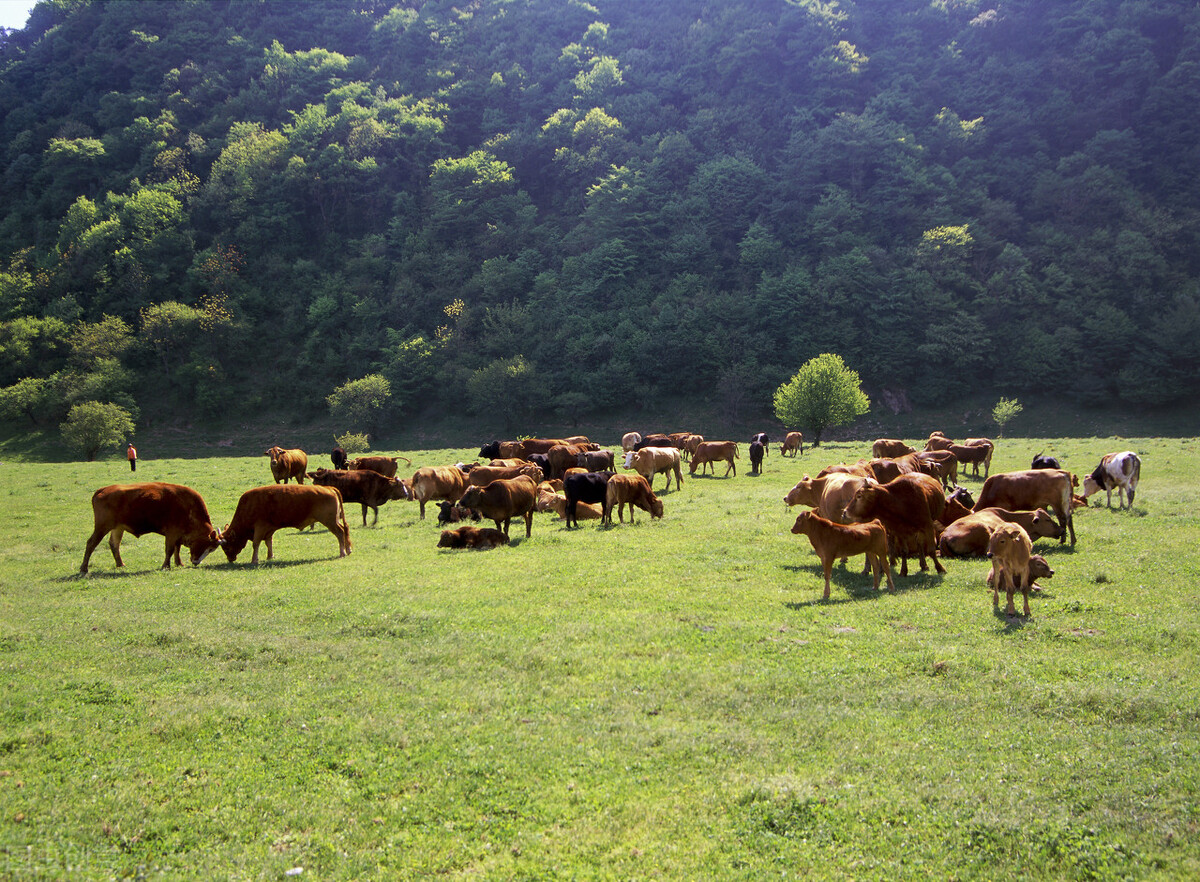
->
772, 353, 871, 447
0, 0, 1196, 438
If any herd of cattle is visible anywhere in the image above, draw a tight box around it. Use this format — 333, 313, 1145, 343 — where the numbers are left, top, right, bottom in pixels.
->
78, 430, 1143, 617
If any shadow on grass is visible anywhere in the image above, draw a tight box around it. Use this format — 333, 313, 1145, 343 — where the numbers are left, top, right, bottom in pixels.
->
782, 561, 943, 608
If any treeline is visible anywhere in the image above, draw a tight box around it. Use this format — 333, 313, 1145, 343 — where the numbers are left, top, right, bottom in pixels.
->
0, 0, 1197, 438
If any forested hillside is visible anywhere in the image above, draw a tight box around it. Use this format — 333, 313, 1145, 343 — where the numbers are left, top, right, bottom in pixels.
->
1, 0, 1197, 438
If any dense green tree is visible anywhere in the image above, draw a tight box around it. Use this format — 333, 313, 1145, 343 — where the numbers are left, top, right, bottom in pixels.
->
60, 400, 135, 461
326, 373, 391, 435
773, 353, 871, 448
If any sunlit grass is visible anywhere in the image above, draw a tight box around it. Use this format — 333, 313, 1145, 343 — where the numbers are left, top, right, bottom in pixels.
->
0, 436, 1197, 878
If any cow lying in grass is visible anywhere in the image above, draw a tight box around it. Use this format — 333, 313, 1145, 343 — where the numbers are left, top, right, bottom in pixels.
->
437, 525, 509, 549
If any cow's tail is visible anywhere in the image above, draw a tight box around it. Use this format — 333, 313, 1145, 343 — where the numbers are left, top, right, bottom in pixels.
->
333, 488, 352, 555
1128, 454, 1141, 504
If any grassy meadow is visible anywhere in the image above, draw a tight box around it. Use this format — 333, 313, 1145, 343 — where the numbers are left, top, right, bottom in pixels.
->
1, 435, 1199, 879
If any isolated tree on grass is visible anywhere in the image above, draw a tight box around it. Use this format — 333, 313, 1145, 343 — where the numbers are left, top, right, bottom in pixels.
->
326, 374, 391, 435
772, 353, 870, 447
61, 400, 134, 461
992, 396, 1023, 437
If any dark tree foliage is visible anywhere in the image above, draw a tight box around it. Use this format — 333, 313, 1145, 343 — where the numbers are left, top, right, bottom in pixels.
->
1, 0, 1197, 430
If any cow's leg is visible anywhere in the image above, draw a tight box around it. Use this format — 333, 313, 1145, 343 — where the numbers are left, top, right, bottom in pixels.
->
163, 535, 182, 569
523, 511, 533, 538
81, 527, 109, 573
1022, 586, 1031, 617
820, 556, 833, 601
107, 526, 126, 568
418, 500, 427, 520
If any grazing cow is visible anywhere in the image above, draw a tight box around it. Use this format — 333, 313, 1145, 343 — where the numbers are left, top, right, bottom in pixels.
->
563, 471, 615, 528
1082, 451, 1141, 509
975, 469, 1076, 545
690, 441, 739, 477
779, 431, 804, 457
603, 473, 663, 524
80, 482, 222, 574
331, 447, 348, 470
410, 466, 470, 519
349, 455, 409, 478
468, 463, 545, 487
478, 440, 502, 459
620, 432, 642, 451
682, 434, 706, 459
266, 446, 307, 484
221, 484, 351, 564
576, 449, 616, 472
872, 439, 916, 458
1031, 452, 1061, 470
307, 468, 410, 526
750, 433, 770, 456
987, 553, 1053, 593
924, 433, 954, 452
437, 500, 481, 525
749, 441, 765, 475
790, 510, 895, 600
624, 447, 684, 491
938, 507, 1064, 557
545, 444, 588, 480
987, 523, 1033, 617
458, 475, 538, 537
949, 442, 993, 478
842, 474, 947, 576
437, 525, 509, 549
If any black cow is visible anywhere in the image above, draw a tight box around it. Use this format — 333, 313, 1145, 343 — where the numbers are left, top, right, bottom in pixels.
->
632, 434, 672, 451
528, 453, 551, 477
1031, 452, 1061, 470
331, 447, 348, 470
749, 441, 765, 475
750, 432, 769, 456
479, 440, 502, 459
564, 471, 615, 528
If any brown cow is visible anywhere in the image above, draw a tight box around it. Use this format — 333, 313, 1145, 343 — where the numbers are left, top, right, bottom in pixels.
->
266, 446, 307, 484
80, 482, 222, 574
307, 468, 411, 526
516, 438, 569, 458
790, 510, 895, 600
468, 463, 545, 487
411, 466, 470, 519
987, 553, 1053, 593
221, 484, 351, 564
924, 433, 954, 452
546, 444, 588, 479
779, 431, 804, 457
458, 475, 538, 537
987, 522, 1033, 616
348, 455, 408, 478
917, 449, 958, 489
437, 525, 509, 549
938, 507, 1064, 557
872, 439, 916, 458
842, 474, 947, 576
624, 446, 684, 491
950, 442, 993, 478
576, 449, 616, 472
603, 474, 664, 524
974, 469, 1076, 545
689, 441, 739, 477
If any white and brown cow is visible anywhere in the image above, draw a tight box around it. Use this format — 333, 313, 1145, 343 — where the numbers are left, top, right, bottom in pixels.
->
1082, 451, 1141, 509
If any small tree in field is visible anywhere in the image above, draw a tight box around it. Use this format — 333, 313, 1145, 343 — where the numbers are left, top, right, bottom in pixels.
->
772, 353, 870, 447
326, 374, 391, 434
992, 396, 1023, 437
334, 431, 370, 455
61, 401, 134, 461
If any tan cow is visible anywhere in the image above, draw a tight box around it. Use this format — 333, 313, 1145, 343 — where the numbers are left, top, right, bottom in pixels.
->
411, 466, 470, 519
624, 446, 684, 491
779, 432, 804, 457
689, 440, 739, 477
80, 482, 222, 574
790, 510, 895, 600
266, 446, 307, 484
348, 455, 408, 478
468, 463, 545, 487
872, 439, 916, 458
783, 473, 874, 522
987, 523, 1033, 617
221, 484, 351, 564
603, 474, 664, 524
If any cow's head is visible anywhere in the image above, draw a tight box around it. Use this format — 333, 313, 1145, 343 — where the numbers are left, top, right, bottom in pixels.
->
190, 527, 223, 566
218, 524, 248, 562
1029, 508, 1065, 540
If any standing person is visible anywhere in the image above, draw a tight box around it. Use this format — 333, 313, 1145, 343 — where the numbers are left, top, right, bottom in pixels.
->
127, 443, 137, 472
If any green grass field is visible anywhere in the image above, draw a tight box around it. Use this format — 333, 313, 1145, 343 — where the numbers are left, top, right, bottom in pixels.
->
1, 436, 1198, 879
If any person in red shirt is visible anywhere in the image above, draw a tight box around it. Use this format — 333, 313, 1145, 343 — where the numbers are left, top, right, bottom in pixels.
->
127, 443, 137, 472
